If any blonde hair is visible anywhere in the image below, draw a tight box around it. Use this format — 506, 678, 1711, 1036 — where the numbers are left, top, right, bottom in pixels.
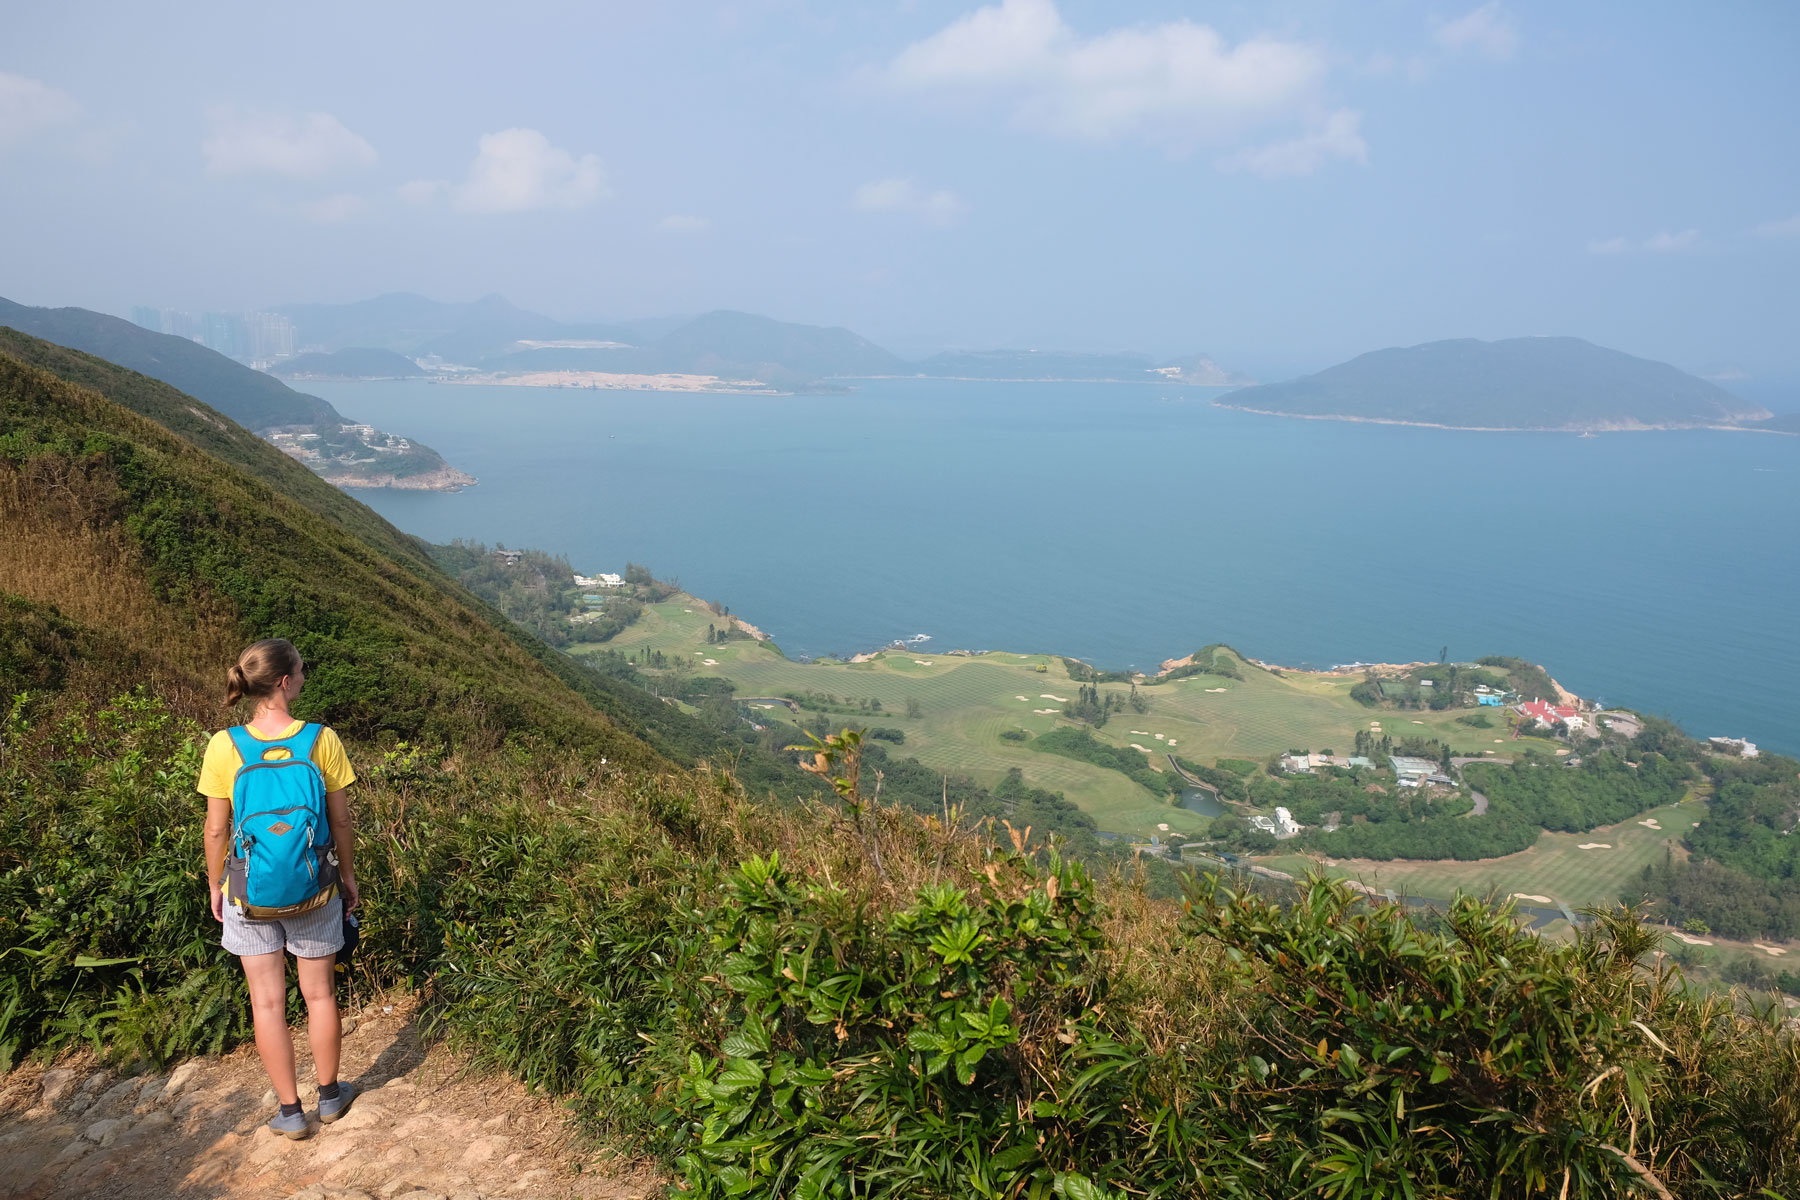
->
224, 638, 303, 708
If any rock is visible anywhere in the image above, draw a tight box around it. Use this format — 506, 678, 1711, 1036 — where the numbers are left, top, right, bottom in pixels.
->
457, 1135, 508, 1167
342, 1014, 360, 1036
263, 1087, 279, 1107
164, 1059, 203, 1098
80, 1118, 123, 1144
98, 1115, 136, 1147
379, 1078, 415, 1092
39, 1066, 79, 1106
81, 1070, 110, 1093
94, 1077, 142, 1114
134, 1076, 167, 1111
507, 1169, 553, 1191
65, 1092, 94, 1116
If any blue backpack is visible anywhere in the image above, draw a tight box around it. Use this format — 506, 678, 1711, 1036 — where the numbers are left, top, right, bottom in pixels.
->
224, 723, 339, 919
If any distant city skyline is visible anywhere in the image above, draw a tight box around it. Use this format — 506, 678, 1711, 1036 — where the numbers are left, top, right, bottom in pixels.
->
3, 2, 1797, 385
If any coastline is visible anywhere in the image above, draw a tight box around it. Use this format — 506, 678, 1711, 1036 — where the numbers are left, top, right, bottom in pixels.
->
1209, 401, 1791, 435
437, 369, 780, 395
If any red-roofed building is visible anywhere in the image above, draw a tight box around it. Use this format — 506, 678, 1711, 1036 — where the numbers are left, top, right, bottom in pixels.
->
1518, 699, 1582, 729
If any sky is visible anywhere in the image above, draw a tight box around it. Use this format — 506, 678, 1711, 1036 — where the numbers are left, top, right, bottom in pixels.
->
3, 1, 1798, 381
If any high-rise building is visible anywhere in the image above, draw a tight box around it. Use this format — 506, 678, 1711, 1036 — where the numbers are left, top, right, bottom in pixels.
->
201, 312, 248, 358
244, 312, 297, 361
130, 306, 163, 331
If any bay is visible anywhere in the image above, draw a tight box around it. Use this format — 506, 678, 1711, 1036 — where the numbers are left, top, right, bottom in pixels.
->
306, 378, 1800, 755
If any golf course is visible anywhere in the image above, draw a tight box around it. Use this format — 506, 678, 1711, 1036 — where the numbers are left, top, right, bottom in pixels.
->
575, 592, 1565, 839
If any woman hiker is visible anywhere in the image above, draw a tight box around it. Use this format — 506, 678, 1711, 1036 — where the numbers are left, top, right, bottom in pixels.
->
199, 638, 361, 1138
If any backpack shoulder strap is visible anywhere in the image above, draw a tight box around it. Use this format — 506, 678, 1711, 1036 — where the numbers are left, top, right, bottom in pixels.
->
226, 725, 263, 768
289, 722, 323, 761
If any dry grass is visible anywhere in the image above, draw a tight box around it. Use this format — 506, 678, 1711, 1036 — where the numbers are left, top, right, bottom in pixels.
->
0, 464, 238, 719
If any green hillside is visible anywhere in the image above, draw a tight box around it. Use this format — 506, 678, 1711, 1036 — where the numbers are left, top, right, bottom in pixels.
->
0, 295, 342, 430
1226, 336, 1772, 430
2, 328, 1795, 1199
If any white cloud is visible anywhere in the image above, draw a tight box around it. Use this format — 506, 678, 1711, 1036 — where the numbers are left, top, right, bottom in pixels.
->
656, 213, 711, 233
452, 128, 608, 215
1587, 229, 1700, 255
1217, 109, 1366, 178
853, 178, 967, 226
1434, 2, 1519, 62
880, 0, 1331, 154
203, 109, 377, 178
0, 72, 80, 145
1644, 228, 1700, 253
299, 192, 365, 223
1753, 212, 1800, 238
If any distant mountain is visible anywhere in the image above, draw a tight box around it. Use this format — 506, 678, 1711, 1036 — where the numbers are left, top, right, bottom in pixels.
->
907, 349, 1253, 385
0, 296, 341, 429
1221, 337, 1771, 431
650, 310, 905, 380
0, 297, 466, 488
269, 347, 425, 379
276, 293, 640, 363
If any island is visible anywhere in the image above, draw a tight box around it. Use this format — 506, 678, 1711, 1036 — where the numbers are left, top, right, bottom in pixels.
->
1218, 336, 1772, 431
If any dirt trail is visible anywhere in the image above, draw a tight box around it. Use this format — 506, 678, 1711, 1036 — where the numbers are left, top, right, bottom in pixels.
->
0, 998, 660, 1200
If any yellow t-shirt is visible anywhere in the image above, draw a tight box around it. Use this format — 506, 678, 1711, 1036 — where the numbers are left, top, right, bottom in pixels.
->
197, 721, 357, 799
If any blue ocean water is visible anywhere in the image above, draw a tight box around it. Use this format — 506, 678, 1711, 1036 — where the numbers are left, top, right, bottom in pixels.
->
306, 378, 1800, 754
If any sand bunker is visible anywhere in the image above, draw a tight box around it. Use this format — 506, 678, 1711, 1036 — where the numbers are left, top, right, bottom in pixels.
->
1032, 708, 1059, 714
1130, 744, 1153, 753
1578, 843, 1612, 850
1155, 733, 1166, 740
1511, 893, 1554, 904
1670, 931, 1713, 946
1494, 739, 1504, 743
1206, 687, 1228, 693
1692, 822, 1700, 827
1157, 823, 1170, 832
1638, 818, 1662, 829
753, 704, 775, 710
1040, 694, 1068, 702
914, 660, 934, 666
683, 608, 693, 613
1412, 721, 1425, 725
1017, 696, 1029, 701
702, 659, 719, 666
1167, 739, 1177, 746
1131, 730, 1150, 736
1755, 943, 1789, 957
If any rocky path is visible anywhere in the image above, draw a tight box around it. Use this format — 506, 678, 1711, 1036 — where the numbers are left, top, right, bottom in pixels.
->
0, 998, 660, 1200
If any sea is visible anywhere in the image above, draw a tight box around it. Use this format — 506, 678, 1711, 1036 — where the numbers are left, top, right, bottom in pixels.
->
304, 378, 1800, 756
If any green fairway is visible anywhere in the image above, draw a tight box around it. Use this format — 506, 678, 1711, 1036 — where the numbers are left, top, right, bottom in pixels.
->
576, 594, 1565, 838
1256, 796, 1705, 910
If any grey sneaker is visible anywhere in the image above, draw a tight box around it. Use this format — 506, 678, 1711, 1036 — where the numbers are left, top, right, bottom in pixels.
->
268, 1107, 310, 1139
317, 1081, 357, 1124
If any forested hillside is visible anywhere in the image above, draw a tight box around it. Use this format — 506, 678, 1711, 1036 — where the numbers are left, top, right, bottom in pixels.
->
2, 330, 1797, 1198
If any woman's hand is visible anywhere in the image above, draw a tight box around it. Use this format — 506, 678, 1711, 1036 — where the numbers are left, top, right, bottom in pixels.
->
210, 881, 225, 923
341, 872, 360, 913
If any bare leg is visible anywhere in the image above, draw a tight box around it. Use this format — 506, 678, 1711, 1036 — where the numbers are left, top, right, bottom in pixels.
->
296, 953, 341, 1086
241, 951, 297, 1105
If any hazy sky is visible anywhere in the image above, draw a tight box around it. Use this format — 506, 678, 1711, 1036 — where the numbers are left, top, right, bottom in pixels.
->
4, 1, 1797, 378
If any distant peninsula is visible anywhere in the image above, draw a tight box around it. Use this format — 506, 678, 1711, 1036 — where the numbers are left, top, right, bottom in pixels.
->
0, 296, 471, 489
1218, 337, 1773, 431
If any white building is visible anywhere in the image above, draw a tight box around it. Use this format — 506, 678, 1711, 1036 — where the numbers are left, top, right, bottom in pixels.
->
1274, 807, 1299, 838
573, 572, 625, 588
